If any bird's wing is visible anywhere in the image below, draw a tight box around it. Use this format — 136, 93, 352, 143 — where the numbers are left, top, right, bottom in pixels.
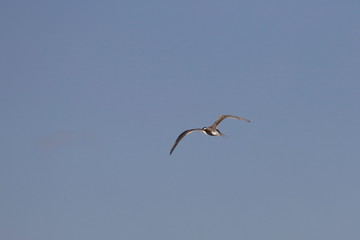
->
170, 128, 204, 155
210, 114, 251, 128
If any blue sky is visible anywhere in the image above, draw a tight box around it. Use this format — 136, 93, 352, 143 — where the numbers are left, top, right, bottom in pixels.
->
1, 0, 360, 239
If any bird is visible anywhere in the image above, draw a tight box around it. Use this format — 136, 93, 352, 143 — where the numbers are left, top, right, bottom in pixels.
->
170, 115, 250, 155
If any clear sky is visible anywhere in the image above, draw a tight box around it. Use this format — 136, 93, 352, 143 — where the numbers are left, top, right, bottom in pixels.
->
1, 0, 360, 239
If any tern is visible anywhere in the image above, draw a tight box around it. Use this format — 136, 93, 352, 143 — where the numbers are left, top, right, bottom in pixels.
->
170, 115, 250, 155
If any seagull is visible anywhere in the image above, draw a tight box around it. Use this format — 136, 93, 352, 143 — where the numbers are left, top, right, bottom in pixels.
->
170, 115, 250, 155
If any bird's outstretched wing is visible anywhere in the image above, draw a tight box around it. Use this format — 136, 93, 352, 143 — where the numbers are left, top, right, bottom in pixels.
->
211, 115, 251, 128
170, 128, 204, 155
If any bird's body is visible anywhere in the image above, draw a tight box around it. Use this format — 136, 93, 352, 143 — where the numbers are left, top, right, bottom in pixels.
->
202, 127, 223, 136
170, 115, 250, 155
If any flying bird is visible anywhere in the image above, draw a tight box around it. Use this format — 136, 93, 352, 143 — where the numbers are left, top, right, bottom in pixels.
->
170, 115, 250, 155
